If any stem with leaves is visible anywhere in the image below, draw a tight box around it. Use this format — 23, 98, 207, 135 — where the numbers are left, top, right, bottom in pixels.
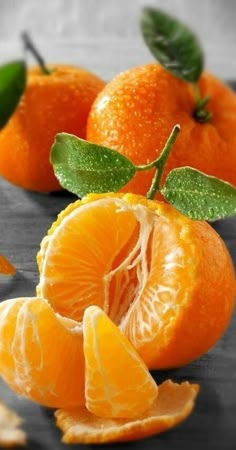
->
140, 7, 212, 124
50, 125, 236, 222
136, 125, 180, 199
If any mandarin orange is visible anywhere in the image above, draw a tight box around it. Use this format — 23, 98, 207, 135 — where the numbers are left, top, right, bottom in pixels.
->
0, 65, 105, 192
37, 193, 235, 369
86, 64, 236, 195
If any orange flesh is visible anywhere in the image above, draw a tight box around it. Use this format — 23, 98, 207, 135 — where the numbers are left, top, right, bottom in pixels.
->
83, 306, 158, 419
38, 197, 194, 360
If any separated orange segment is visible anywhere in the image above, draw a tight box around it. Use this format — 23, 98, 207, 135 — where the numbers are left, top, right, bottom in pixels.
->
83, 305, 158, 418
37, 193, 235, 369
56, 380, 199, 444
0, 297, 84, 408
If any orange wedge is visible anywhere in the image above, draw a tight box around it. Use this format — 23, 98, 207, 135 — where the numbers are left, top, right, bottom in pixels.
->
0, 297, 84, 408
83, 305, 158, 418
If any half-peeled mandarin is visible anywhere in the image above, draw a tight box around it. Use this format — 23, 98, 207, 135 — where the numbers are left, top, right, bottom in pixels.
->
37, 193, 235, 369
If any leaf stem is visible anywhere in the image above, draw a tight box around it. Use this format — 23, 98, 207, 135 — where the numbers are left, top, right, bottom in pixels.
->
193, 83, 201, 104
146, 124, 180, 199
135, 124, 180, 200
21, 32, 51, 75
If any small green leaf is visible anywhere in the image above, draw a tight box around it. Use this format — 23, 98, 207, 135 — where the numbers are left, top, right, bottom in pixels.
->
140, 7, 204, 83
50, 133, 136, 197
161, 167, 236, 221
0, 60, 27, 129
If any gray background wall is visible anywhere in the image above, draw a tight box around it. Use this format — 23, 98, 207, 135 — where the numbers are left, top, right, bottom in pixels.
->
0, 0, 236, 81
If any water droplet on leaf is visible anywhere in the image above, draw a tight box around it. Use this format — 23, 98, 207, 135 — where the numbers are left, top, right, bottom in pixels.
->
208, 207, 215, 218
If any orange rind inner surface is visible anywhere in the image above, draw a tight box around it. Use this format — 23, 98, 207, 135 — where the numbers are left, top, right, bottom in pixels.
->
56, 380, 199, 444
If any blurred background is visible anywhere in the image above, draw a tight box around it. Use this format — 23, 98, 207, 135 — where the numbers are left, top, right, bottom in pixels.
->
0, 0, 236, 81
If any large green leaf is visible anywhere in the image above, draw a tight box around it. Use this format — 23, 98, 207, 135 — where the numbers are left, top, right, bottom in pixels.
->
51, 133, 136, 197
161, 167, 236, 221
140, 7, 204, 82
0, 61, 26, 129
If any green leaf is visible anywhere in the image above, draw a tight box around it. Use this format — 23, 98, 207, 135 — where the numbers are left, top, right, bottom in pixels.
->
140, 7, 204, 83
0, 61, 27, 129
50, 133, 136, 197
161, 167, 236, 221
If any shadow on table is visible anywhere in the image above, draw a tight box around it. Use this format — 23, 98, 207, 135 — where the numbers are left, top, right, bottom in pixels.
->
0, 271, 36, 300
24, 190, 78, 218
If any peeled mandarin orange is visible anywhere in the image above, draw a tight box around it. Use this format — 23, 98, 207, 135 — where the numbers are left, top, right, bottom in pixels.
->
86, 64, 236, 195
0, 297, 84, 408
83, 305, 158, 418
37, 193, 235, 369
0, 65, 105, 192
56, 380, 199, 444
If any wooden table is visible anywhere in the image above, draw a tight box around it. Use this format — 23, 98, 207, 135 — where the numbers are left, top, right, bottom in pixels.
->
0, 175, 236, 450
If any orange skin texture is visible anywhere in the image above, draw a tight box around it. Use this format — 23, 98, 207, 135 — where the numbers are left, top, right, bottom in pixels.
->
137, 217, 236, 368
87, 64, 236, 195
0, 65, 105, 192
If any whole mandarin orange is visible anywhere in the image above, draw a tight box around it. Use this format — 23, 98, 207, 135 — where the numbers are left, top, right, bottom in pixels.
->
87, 64, 236, 196
0, 65, 105, 192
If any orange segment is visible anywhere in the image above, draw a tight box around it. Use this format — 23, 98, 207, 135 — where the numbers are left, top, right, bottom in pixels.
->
83, 305, 158, 418
0, 255, 16, 275
56, 380, 199, 444
37, 193, 235, 369
0, 297, 84, 408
